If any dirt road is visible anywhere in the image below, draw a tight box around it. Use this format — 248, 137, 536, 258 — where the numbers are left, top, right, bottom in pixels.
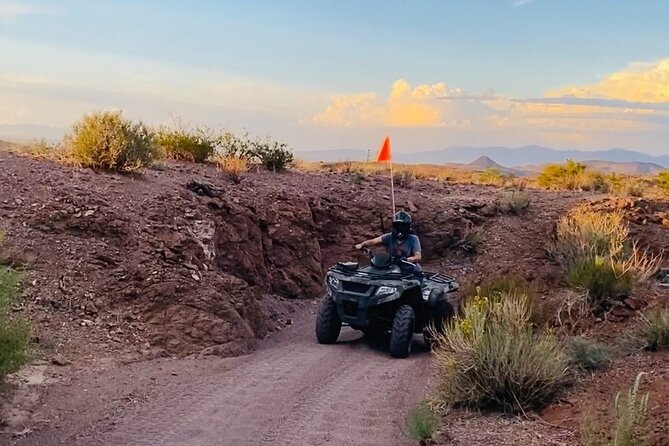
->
14, 306, 433, 446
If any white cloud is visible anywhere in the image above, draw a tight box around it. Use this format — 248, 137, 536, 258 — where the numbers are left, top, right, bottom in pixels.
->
512, 0, 535, 7
0, 1, 54, 19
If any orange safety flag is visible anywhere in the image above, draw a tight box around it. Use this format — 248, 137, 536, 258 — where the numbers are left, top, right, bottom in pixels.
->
375, 136, 392, 162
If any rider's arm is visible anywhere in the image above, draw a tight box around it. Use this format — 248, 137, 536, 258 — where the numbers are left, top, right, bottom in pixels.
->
355, 236, 383, 250
406, 236, 422, 263
407, 252, 422, 263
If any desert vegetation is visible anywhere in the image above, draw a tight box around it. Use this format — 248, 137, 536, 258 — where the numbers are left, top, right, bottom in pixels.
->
582, 372, 652, 446
0, 231, 30, 381
6, 111, 295, 174
433, 283, 571, 413
548, 210, 661, 309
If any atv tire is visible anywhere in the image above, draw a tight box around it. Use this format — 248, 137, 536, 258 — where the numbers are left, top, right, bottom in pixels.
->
389, 305, 415, 358
316, 295, 341, 344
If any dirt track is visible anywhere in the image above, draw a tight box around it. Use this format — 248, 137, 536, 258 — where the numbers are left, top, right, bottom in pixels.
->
15, 307, 433, 446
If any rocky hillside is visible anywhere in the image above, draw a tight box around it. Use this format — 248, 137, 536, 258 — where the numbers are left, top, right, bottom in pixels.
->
0, 152, 510, 361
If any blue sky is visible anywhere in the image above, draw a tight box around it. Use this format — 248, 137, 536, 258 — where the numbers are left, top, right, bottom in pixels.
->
1, 0, 669, 154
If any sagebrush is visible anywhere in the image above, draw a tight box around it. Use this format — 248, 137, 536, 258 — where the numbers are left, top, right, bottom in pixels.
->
66, 111, 157, 172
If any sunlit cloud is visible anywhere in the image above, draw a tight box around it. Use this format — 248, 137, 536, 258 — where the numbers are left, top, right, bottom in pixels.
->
547, 58, 669, 103
312, 79, 478, 128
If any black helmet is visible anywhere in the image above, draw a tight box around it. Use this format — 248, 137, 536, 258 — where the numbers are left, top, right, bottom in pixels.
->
392, 211, 412, 241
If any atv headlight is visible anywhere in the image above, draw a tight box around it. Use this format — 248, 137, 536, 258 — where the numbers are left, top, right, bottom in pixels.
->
327, 276, 340, 288
421, 289, 430, 301
376, 286, 397, 295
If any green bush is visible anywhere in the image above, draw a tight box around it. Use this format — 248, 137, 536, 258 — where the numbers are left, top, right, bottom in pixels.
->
537, 160, 608, 191
478, 168, 510, 187
0, 234, 30, 380
433, 288, 570, 413
66, 111, 157, 172
154, 126, 217, 163
567, 337, 611, 370
249, 138, 294, 171
657, 171, 669, 194
566, 256, 635, 304
549, 210, 661, 307
405, 402, 440, 444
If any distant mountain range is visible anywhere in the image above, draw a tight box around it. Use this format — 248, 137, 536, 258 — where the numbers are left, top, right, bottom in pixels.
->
297, 145, 669, 174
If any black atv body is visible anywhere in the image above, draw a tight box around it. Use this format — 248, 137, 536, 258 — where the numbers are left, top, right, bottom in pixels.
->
315, 250, 459, 358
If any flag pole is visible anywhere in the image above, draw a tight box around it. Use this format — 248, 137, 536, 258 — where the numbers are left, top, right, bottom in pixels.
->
389, 160, 396, 216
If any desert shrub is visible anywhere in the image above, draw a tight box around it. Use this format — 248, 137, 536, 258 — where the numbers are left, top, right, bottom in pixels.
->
458, 226, 481, 254
549, 210, 661, 307
500, 190, 530, 215
0, 234, 30, 380
154, 126, 217, 163
404, 402, 440, 444
657, 171, 669, 194
66, 111, 156, 172
582, 372, 651, 446
249, 138, 294, 171
537, 160, 608, 191
394, 170, 415, 188
566, 256, 636, 303
217, 132, 255, 161
462, 275, 544, 324
566, 337, 611, 370
349, 171, 365, 185
478, 168, 509, 187
624, 180, 646, 198
215, 155, 249, 184
433, 288, 570, 413
631, 309, 669, 352
549, 210, 628, 265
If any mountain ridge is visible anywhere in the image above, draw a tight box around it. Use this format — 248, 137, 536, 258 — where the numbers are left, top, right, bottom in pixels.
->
296, 145, 669, 168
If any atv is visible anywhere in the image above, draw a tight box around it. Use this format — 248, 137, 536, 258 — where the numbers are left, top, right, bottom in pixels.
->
315, 247, 459, 358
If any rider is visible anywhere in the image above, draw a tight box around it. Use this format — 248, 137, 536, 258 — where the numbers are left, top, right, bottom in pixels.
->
354, 211, 422, 268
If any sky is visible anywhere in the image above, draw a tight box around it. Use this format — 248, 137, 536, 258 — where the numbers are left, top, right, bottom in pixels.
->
1, 0, 669, 155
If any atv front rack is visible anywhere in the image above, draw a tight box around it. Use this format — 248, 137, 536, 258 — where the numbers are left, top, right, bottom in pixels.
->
330, 265, 416, 280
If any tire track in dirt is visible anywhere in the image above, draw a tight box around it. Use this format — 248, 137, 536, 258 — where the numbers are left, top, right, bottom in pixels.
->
63, 314, 433, 446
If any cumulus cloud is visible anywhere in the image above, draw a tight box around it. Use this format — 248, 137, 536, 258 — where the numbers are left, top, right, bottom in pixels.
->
547, 58, 669, 103
312, 79, 479, 128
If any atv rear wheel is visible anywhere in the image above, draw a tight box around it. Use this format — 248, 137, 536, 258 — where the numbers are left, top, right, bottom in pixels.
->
315, 295, 341, 344
389, 305, 415, 358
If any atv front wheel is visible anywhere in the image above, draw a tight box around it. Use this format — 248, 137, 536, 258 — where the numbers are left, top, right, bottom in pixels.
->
389, 305, 415, 358
315, 295, 341, 344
